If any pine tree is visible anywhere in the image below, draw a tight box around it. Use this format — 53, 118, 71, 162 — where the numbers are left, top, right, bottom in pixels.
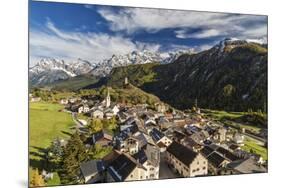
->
195, 98, 198, 108
61, 131, 88, 184
30, 168, 45, 187
48, 138, 64, 160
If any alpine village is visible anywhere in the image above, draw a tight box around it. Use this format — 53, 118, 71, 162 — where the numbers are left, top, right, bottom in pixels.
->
29, 39, 268, 187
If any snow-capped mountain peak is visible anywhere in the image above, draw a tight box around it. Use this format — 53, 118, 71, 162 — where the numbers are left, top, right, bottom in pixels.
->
29, 50, 189, 86
29, 58, 94, 85
89, 50, 166, 77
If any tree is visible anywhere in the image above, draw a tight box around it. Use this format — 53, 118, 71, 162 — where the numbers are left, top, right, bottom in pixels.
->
47, 137, 64, 163
61, 132, 88, 184
90, 143, 112, 159
223, 84, 236, 97
88, 119, 103, 133
30, 168, 45, 187
103, 116, 117, 131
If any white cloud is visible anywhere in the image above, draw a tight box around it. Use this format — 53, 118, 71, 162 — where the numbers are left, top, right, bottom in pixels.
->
97, 7, 267, 40
175, 29, 222, 39
97, 8, 226, 33
29, 20, 161, 66
167, 43, 215, 53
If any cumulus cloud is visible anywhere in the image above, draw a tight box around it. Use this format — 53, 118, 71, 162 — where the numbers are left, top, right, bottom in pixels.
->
29, 19, 161, 66
97, 7, 267, 41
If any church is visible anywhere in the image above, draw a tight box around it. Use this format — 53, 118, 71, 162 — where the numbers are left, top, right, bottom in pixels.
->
91, 88, 120, 119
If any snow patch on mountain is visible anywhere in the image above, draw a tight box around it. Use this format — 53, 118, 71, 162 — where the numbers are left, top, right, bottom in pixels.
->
29, 50, 191, 85
29, 58, 94, 85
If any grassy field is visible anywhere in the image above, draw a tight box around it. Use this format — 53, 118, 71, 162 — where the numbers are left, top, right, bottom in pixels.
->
203, 109, 245, 120
242, 138, 268, 160
29, 102, 74, 161
203, 109, 262, 132
46, 172, 61, 186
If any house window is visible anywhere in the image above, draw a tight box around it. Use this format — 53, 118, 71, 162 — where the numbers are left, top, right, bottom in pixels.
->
192, 169, 195, 173
203, 167, 206, 170
150, 174, 154, 178
140, 176, 143, 179
150, 168, 154, 171
130, 175, 133, 178
197, 168, 200, 171
197, 161, 199, 165
146, 176, 148, 179
203, 161, 206, 164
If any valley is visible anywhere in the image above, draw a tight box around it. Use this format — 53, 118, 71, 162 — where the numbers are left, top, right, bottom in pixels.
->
29, 38, 268, 186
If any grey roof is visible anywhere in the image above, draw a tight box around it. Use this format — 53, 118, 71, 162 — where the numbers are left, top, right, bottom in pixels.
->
133, 149, 148, 164
80, 160, 105, 178
132, 143, 160, 167
207, 152, 226, 168
133, 132, 148, 148
226, 157, 267, 173
201, 146, 215, 157
167, 142, 198, 166
107, 154, 137, 181
216, 147, 240, 161
150, 128, 165, 142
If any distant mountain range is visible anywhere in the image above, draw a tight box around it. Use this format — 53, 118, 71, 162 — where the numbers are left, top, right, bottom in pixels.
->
29, 50, 185, 86
29, 58, 93, 86
29, 38, 268, 111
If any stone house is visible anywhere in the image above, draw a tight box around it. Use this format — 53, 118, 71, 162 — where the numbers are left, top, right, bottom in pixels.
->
165, 142, 208, 177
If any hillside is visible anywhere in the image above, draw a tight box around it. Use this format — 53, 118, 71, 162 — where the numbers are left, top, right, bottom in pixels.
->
81, 84, 163, 108
45, 74, 99, 91
107, 39, 267, 112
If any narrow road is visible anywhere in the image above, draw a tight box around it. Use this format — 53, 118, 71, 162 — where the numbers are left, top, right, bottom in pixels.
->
71, 112, 88, 133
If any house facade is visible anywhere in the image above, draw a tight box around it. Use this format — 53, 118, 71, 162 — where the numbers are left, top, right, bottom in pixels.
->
165, 142, 208, 177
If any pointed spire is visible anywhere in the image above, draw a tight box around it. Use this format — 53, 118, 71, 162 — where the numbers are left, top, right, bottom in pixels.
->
106, 87, 111, 108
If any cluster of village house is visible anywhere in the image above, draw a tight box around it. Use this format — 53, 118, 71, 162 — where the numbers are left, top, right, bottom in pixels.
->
52, 88, 267, 184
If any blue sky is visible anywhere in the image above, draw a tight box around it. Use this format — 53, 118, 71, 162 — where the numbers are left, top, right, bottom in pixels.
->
29, 1, 267, 66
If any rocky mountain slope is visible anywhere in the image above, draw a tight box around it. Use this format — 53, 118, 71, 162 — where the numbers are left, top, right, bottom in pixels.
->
30, 51, 182, 86
29, 58, 94, 86
106, 39, 268, 111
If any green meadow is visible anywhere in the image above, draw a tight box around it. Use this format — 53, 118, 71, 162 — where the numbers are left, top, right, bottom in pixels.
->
29, 102, 74, 161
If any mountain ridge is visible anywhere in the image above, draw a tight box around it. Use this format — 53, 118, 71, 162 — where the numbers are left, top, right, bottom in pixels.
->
106, 39, 267, 111
29, 50, 186, 86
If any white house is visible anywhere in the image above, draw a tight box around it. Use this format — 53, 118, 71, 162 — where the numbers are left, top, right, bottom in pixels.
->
78, 106, 84, 114
132, 144, 160, 179
69, 98, 78, 103
60, 99, 68, 105
112, 105, 120, 115
92, 109, 104, 119
78, 105, 90, 114
104, 110, 114, 119
150, 128, 172, 147
233, 133, 244, 145
83, 105, 90, 113
30, 97, 41, 102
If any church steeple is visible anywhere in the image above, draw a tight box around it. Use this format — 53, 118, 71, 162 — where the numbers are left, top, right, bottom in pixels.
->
124, 77, 128, 85
106, 88, 111, 108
